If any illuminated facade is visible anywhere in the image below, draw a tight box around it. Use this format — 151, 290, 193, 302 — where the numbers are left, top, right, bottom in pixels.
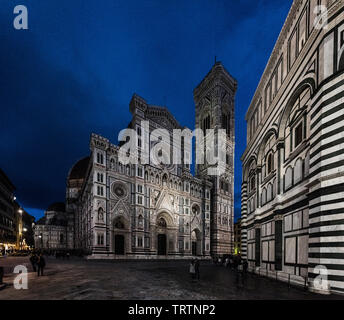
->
72, 63, 236, 259
241, 0, 344, 294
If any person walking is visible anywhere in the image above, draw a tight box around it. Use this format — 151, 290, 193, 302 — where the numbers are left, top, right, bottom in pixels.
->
225, 257, 230, 268
189, 259, 196, 280
37, 253, 46, 276
194, 259, 200, 280
29, 253, 38, 272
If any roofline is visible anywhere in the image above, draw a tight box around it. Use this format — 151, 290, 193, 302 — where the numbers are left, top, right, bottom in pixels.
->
0, 168, 16, 191
244, 0, 300, 120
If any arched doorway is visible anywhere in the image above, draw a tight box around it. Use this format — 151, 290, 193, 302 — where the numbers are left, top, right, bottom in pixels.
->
113, 216, 127, 255
115, 235, 125, 255
191, 229, 202, 256
157, 217, 167, 255
157, 234, 167, 255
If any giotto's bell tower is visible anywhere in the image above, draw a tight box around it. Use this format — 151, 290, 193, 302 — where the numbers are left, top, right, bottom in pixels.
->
194, 62, 237, 255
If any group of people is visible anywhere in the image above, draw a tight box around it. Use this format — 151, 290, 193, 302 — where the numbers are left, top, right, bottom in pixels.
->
189, 258, 200, 280
29, 253, 46, 276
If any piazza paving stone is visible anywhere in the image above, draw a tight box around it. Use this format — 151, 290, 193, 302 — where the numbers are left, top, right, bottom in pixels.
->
0, 256, 342, 300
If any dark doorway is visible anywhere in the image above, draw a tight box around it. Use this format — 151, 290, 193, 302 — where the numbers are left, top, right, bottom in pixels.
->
192, 241, 197, 256
157, 234, 167, 255
115, 235, 125, 255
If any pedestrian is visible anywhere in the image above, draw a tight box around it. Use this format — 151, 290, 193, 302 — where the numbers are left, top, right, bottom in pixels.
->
37, 253, 46, 276
189, 259, 196, 280
194, 258, 200, 280
225, 257, 229, 268
29, 253, 37, 272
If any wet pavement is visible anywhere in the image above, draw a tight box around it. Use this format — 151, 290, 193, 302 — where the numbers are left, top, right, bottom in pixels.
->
0, 256, 342, 300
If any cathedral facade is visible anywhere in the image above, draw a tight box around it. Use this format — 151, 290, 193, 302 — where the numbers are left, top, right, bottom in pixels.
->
241, 0, 344, 294
69, 63, 236, 259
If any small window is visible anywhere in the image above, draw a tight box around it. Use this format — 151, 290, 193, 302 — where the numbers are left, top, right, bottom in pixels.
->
97, 173, 104, 183
97, 152, 104, 164
250, 175, 256, 192
294, 122, 303, 148
137, 237, 143, 247
97, 186, 104, 196
267, 153, 274, 175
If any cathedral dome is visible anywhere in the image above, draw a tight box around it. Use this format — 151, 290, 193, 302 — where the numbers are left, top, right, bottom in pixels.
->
68, 156, 90, 181
46, 202, 65, 212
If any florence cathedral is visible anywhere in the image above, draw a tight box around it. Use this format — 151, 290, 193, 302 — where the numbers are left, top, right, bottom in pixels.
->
35, 62, 237, 259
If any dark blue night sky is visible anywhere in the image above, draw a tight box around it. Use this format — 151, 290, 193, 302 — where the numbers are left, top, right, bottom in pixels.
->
0, 0, 292, 221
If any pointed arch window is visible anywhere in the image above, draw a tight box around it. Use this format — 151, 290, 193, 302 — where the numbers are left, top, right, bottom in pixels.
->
267, 153, 274, 175
250, 175, 256, 193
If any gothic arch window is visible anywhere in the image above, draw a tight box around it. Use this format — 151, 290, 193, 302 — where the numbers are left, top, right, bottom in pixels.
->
261, 134, 276, 178
114, 217, 125, 229
267, 153, 274, 175
98, 208, 104, 222
192, 204, 200, 215
250, 174, 256, 193
157, 217, 167, 228
284, 87, 310, 156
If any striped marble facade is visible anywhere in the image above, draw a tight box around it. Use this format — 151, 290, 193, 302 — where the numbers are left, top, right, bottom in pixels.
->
241, 0, 344, 294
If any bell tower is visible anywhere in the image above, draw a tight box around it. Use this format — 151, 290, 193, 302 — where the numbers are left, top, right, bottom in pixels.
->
194, 62, 237, 256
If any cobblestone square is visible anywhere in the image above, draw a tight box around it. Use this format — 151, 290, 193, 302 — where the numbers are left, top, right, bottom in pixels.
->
0, 257, 342, 300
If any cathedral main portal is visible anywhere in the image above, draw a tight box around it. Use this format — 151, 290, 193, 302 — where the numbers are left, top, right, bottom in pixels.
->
115, 235, 125, 255
157, 234, 167, 256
